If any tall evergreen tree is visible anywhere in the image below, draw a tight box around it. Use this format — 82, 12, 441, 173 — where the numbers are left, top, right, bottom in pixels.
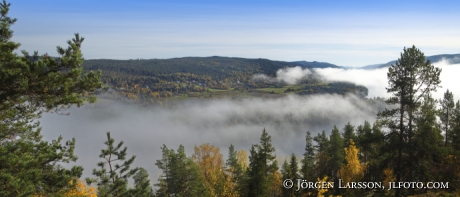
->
439, 89, 455, 146
130, 167, 154, 197
342, 122, 356, 148
155, 144, 211, 197
246, 128, 278, 197
301, 131, 315, 182
314, 131, 330, 178
280, 160, 292, 197
0, 1, 101, 196
377, 46, 441, 197
328, 125, 344, 195
451, 101, 460, 150
414, 94, 444, 184
226, 144, 245, 197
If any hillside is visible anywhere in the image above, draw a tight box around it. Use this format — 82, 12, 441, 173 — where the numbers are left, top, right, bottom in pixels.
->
82, 56, 366, 105
361, 54, 460, 69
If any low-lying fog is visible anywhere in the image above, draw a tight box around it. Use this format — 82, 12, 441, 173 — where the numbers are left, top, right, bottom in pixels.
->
39, 59, 460, 182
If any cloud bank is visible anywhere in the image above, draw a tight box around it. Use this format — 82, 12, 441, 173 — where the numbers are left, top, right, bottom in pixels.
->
253, 66, 312, 85
39, 94, 385, 183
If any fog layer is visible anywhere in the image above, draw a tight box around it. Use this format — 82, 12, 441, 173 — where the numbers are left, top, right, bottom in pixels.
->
40, 94, 383, 181
39, 58, 459, 183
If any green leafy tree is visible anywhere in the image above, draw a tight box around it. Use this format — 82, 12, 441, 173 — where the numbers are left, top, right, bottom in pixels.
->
0, 1, 101, 196
377, 46, 441, 197
86, 132, 138, 197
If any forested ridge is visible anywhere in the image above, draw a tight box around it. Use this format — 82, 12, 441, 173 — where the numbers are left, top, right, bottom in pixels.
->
81, 57, 365, 105
2, 1, 460, 197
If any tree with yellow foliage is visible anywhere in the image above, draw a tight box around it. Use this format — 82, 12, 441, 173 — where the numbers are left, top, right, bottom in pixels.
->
63, 179, 98, 197
193, 143, 238, 197
34, 179, 97, 197
338, 139, 366, 196
339, 139, 366, 183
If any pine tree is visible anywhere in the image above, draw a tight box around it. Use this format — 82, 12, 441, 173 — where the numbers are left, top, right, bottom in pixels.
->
0, 1, 101, 196
377, 46, 441, 197
86, 132, 138, 197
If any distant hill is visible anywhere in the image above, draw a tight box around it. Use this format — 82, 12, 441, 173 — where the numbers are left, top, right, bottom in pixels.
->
361, 54, 460, 69
83, 56, 342, 78
291, 61, 342, 69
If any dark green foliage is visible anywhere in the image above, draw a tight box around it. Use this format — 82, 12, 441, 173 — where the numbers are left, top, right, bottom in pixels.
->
378, 45, 441, 197
328, 125, 344, 195
301, 131, 315, 182
314, 131, 330, 178
440, 89, 455, 146
451, 101, 460, 150
342, 122, 356, 148
226, 144, 246, 196
246, 128, 279, 197
414, 94, 444, 183
0, 1, 101, 196
155, 144, 211, 197
0, 134, 83, 197
130, 167, 154, 197
86, 132, 138, 197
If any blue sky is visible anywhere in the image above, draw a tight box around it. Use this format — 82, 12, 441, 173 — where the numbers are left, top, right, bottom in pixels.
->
7, 0, 460, 67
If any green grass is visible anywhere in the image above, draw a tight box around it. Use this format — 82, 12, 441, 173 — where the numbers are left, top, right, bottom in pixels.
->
256, 85, 304, 94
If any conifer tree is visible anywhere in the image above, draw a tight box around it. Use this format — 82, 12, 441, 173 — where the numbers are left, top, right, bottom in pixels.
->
439, 89, 455, 146
342, 122, 356, 148
414, 94, 444, 183
301, 131, 315, 182
130, 167, 154, 197
0, 1, 101, 196
155, 144, 211, 197
327, 125, 344, 195
246, 128, 278, 197
86, 132, 138, 197
378, 46, 441, 197
314, 131, 330, 178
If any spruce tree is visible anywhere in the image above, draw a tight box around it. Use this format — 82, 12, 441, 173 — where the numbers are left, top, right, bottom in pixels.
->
130, 167, 154, 197
301, 131, 315, 182
342, 122, 356, 148
328, 125, 344, 195
155, 144, 211, 197
247, 128, 278, 197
